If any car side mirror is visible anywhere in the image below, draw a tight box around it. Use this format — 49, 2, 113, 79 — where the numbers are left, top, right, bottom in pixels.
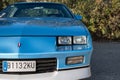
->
74, 14, 82, 20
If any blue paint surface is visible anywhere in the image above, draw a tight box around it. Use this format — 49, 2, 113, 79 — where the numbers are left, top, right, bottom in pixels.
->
0, 3, 93, 69
2, 61, 8, 72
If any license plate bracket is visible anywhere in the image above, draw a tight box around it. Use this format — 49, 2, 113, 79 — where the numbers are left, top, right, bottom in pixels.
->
2, 61, 36, 72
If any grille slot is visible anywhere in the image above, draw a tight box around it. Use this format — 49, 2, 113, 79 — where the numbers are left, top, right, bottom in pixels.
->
0, 61, 2, 68
0, 58, 57, 74
36, 58, 57, 73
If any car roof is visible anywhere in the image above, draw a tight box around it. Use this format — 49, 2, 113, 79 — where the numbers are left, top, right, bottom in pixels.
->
14, 2, 64, 6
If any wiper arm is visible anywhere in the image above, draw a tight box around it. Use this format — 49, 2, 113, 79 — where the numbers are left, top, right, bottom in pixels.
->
0, 13, 6, 18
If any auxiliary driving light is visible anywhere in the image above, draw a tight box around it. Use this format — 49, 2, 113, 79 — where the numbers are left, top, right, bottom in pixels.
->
66, 56, 84, 65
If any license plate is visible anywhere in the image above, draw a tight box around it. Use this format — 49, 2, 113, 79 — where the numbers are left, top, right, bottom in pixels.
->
2, 61, 36, 72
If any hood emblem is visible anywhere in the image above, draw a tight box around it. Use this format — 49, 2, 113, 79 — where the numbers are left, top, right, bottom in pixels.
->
18, 42, 21, 47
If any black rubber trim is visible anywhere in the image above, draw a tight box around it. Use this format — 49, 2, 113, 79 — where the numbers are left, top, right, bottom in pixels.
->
58, 65, 90, 71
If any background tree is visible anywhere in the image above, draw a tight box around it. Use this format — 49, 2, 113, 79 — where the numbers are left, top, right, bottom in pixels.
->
0, 0, 3, 10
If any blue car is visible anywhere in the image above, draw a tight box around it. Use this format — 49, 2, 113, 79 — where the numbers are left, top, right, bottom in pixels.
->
0, 2, 93, 80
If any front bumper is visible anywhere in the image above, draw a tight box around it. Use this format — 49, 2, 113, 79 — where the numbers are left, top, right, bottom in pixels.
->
0, 66, 91, 80
0, 49, 92, 80
0, 49, 92, 69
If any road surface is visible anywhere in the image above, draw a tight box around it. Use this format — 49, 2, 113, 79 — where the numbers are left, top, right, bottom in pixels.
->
89, 42, 120, 80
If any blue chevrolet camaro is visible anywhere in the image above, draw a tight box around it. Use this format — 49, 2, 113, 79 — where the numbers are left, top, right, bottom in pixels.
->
0, 2, 93, 80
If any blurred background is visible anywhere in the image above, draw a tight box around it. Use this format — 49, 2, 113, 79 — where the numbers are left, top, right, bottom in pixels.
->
0, 0, 120, 41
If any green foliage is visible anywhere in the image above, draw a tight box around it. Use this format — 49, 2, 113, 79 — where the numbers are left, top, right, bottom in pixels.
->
71, 0, 120, 40
0, 0, 120, 40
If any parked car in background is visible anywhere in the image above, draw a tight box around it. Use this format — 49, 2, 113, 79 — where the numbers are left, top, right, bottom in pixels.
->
0, 2, 93, 80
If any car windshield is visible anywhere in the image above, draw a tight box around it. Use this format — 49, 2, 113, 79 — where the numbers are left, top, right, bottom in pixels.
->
0, 3, 73, 18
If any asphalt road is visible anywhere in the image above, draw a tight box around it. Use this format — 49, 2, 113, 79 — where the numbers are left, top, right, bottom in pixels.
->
88, 42, 120, 80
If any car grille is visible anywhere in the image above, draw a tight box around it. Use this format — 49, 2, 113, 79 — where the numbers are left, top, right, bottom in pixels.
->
0, 58, 57, 74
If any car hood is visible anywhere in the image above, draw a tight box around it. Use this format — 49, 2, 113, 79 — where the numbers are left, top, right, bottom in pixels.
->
0, 17, 87, 36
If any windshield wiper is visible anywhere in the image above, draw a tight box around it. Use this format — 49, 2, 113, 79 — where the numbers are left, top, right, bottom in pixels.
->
0, 13, 6, 18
